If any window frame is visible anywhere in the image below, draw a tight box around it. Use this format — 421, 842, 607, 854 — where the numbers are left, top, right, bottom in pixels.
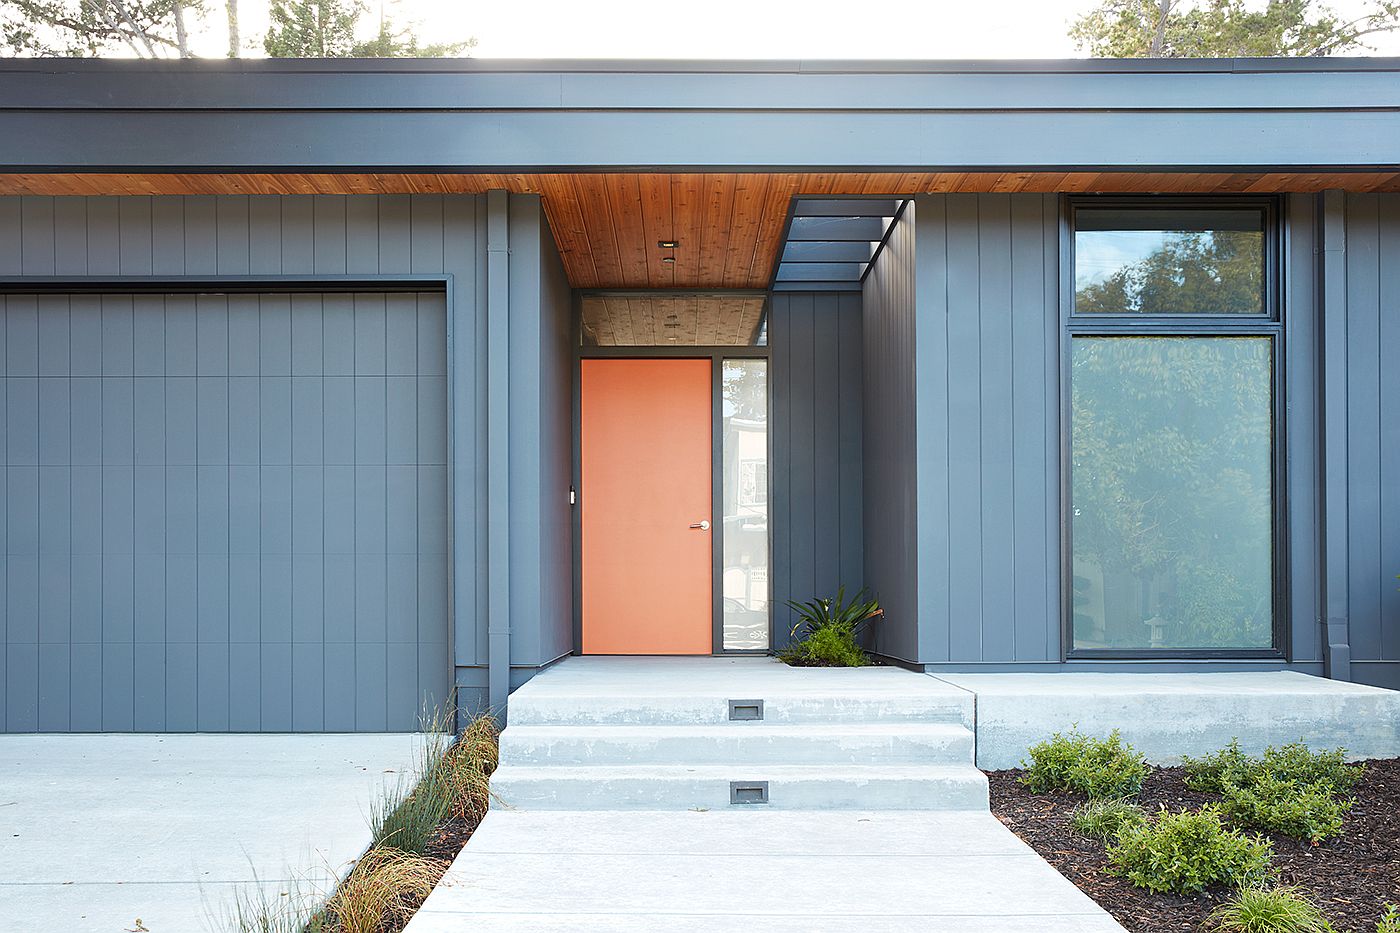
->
1059, 195, 1289, 661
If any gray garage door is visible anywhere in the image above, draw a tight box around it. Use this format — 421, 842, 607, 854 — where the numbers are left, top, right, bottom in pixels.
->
0, 291, 449, 732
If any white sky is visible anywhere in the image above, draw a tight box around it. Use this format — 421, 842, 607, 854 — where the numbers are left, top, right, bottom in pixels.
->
191, 0, 1400, 59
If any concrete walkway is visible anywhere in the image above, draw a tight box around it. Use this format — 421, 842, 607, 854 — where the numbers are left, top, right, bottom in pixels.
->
406, 809, 1126, 932
0, 733, 418, 933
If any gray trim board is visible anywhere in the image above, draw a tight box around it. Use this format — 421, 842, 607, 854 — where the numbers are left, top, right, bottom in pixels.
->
3, 61, 1400, 174
1319, 190, 1352, 680
7, 111, 1400, 174
485, 190, 510, 717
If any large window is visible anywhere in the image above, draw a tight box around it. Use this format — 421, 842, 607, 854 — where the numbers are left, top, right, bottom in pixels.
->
1066, 199, 1282, 656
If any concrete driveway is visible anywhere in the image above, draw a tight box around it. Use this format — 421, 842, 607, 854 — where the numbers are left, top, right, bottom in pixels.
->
1, 734, 419, 933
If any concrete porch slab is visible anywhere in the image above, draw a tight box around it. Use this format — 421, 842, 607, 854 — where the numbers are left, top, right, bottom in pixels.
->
509, 656, 974, 725
406, 810, 1126, 933
932, 672, 1400, 770
0, 733, 420, 933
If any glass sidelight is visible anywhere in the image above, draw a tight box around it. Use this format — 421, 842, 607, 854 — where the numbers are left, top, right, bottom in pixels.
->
721, 359, 770, 650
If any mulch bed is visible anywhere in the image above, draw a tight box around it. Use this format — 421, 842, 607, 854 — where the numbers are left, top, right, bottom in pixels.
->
988, 759, 1400, 933
375, 813, 485, 932
423, 814, 483, 865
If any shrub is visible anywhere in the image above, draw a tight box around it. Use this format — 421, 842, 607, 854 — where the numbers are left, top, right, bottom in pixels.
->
1107, 806, 1274, 895
1218, 774, 1351, 843
324, 847, 441, 933
1069, 798, 1147, 840
1186, 739, 1256, 793
1207, 886, 1335, 933
1186, 740, 1361, 842
1377, 905, 1400, 933
1186, 740, 1363, 797
1020, 728, 1148, 799
1258, 743, 1363, 797
778, 586, 881, 667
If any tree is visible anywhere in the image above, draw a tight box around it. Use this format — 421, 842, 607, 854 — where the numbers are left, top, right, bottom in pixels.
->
1071, 0, 1400, 57
1, 0, 204, 56
264, 0, 473, 57
224, 0, 237, 56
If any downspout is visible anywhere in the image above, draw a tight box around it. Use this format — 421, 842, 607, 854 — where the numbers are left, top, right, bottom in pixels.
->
1317, 189, 1351, 681
486, 190, 513, 718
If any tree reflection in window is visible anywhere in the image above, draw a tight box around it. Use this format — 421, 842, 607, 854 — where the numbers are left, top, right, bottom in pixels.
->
1071, 336, 1273, 650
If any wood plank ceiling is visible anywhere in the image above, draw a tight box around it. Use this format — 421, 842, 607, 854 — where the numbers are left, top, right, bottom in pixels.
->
580, 294, 766, 346
2, 171, 1398, 289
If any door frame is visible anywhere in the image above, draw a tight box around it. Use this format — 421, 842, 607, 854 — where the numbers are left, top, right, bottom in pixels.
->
572, 289, 773, 656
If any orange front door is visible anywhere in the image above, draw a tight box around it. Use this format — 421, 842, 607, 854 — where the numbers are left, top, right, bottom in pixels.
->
581, 358, 713, 654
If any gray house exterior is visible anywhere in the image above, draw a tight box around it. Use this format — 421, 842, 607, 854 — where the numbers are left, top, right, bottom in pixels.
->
0, 58, 1397, 732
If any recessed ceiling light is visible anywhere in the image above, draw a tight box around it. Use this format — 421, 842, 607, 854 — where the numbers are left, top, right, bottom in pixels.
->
657, 240, 679, 249
661, 256, 676, 264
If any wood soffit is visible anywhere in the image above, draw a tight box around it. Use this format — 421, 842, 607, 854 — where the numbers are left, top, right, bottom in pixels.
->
1, 171, 1397, 289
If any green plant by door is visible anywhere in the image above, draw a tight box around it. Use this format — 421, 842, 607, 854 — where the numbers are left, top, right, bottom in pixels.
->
777, 586, 882, 667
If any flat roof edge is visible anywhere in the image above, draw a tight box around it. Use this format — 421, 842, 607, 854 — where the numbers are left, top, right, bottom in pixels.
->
2, 55, 1400, 75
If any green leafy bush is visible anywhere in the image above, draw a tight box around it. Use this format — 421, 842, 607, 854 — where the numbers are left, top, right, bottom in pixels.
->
1376, 904, 1400, 933
1020, 728, 1148, 799
1207, 886, 1335, 933
1185, 739, 1257, 793
1257, 743, 1363, 796
1219, 774, 1351, 843
777, 586, 881, 667
1185, 740, 1362, 797
1069, 798, 1147, 840
1107, 806, 1274, 895
802, 624, 869, 666
1185, 740, 1361, 842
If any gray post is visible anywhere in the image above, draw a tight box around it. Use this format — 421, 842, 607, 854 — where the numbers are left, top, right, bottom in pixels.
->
486, 190, 513, 718
1317, 189, 1351, 681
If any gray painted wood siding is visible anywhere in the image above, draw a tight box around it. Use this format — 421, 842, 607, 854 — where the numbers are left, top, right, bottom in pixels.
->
908, 194, 1061, 664
864, 193, 1330, 670
1343, 193, 1400, 687
508, 198, 575, 668
861, 208, 921, 662
862, 196, 1060, 665
0, 194, 477, 731
0, 291, 449, 732
770, 292, 863, 648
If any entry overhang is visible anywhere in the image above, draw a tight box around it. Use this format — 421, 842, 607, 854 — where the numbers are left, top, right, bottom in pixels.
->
1, 58, 1400, 174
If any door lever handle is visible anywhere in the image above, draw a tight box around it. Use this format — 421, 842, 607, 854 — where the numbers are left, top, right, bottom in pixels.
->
689, 520, 711, 531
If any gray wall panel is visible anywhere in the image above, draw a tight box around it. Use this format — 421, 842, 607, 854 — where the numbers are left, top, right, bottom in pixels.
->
870, 192, 1335, 672
0, 195, 461, 733
862, 205, 922, 663
504, 195, 575, 674
1343, 193, 1400, 688
770, 292, 864, 649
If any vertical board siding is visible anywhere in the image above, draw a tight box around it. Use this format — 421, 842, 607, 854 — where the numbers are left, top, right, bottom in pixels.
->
875, 192, 1324, 670
0, 193, 470, 732
865, 195, 1061, 666
862, 205, 921, 662
1, 291, 449, 733
1345, 193, 1400, 677
502, 194, 575, 671
770, 291, 864, 648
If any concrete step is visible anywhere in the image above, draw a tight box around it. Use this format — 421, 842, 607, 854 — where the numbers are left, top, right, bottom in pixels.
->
489, 763, 990, 811
498, 722, 976, 767
507, 692, 973, 727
